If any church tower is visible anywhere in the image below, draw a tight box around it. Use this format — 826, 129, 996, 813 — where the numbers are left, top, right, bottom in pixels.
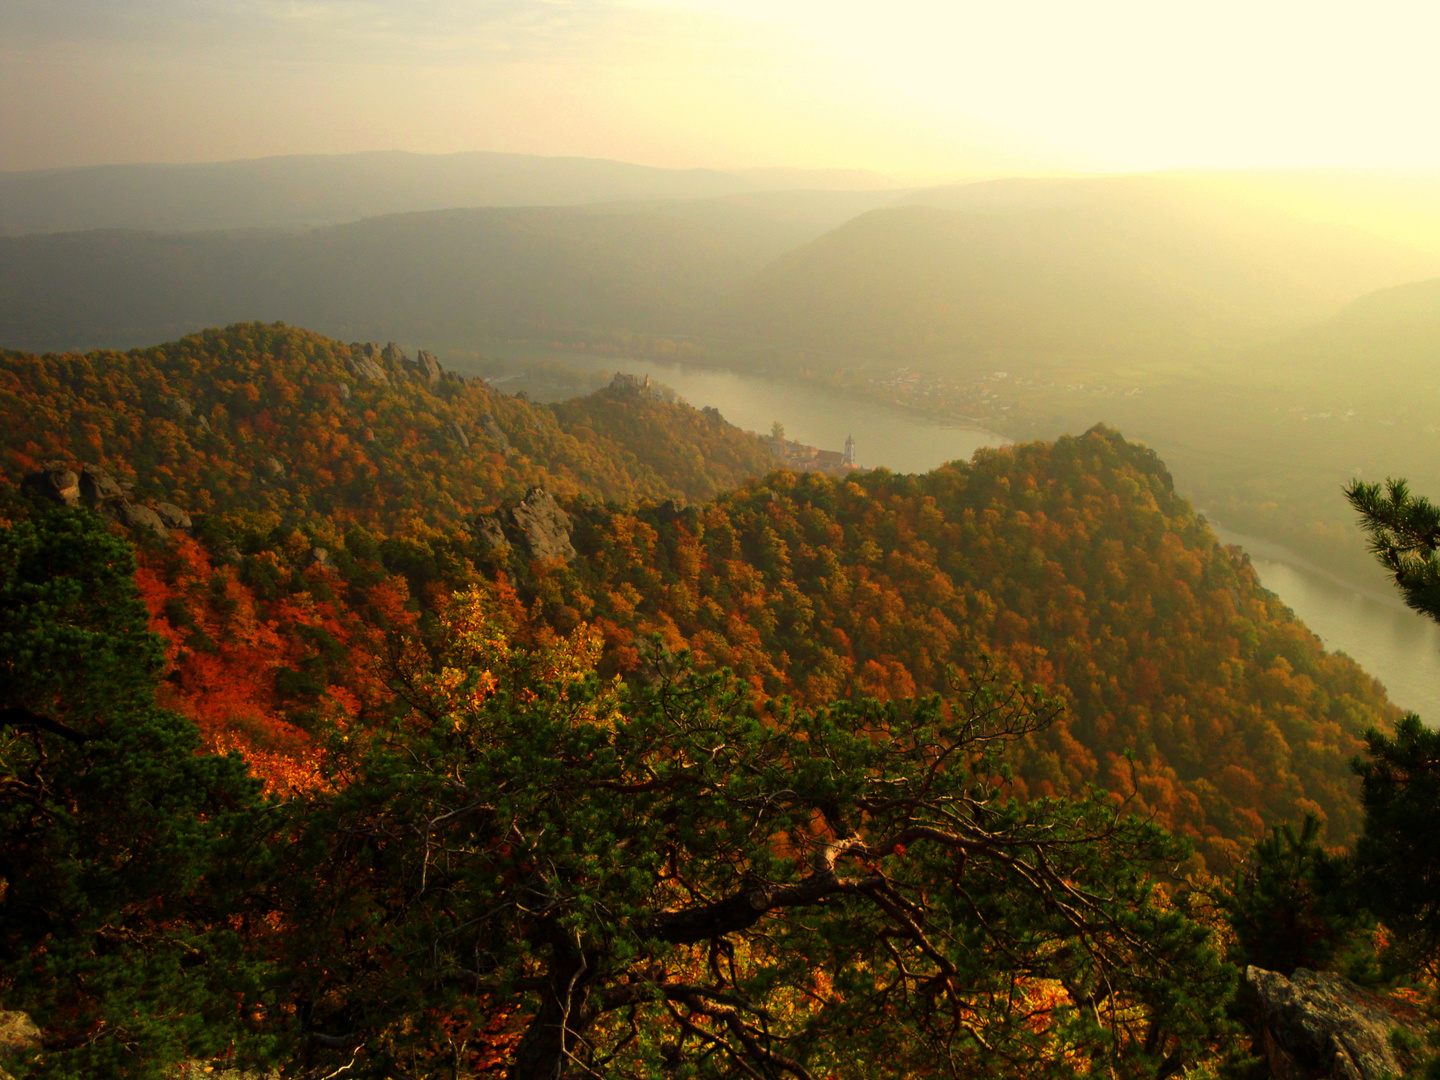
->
843, 434, 856, 467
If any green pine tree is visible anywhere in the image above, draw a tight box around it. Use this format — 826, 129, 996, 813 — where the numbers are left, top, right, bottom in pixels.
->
0, 503, 276, 1079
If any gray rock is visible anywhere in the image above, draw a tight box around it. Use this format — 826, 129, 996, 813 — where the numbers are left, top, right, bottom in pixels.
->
22, 463, 80, 507
102, 500, 169, 540
79, 464, 126, 507
381, 342, 406, 365
479, 412, 513, 456
162, 394, 193, 419
347, 346, 389, 385
338, 382, 351, 401
511, 487, 576, 563
155, 502, 192, 530
301, 546, 336, 572
0, 1011, 41, 1061
196, 413, 211, 433
410, 350, 442, 384
1247, 966, 1431, 1080
473, 488, 576, 563
263, 456, 286, 479
445, 422, 470, 450
473, 514, 510, 553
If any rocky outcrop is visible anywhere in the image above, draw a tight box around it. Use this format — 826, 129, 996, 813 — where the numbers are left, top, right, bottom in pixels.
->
1247, 966, 1432, 1080
408, 349, 442, 384
101, 500, 169, 540
347, 343, 389, 384
474, 487, 576, 564
301, 546, 337, 572
0, 1010, 41, 1065
22, 463, 188, 541
156, 502, 193, 530
21, 463, 80, 506
479, 412, 513, 456
445, 422, 470, 450
474, 515, 509, 552
78, 464, 126, 505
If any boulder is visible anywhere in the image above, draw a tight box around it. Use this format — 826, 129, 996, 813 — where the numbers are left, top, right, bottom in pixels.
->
79, 464, 126, 507
101, 500, 169, 541
22, 463, 80, 507
473, 488, 576, 564
338, 382, 351, 402
1247, 966, 1432, 1080
162, 394, 193, 420
0, 1011, 41, 1061
445, 422, 470, 450
156, 502, 193, 530
381, 342, 406, 365
263, 456, 286, 480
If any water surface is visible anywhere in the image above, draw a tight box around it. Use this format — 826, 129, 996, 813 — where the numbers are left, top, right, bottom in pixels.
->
501, 354, 1007, 475
1210, 524, 1440, 720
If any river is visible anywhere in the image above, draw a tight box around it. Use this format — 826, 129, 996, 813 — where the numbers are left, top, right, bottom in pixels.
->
492, 353, 1009, 475
1207, 524, 1440, 720
502, 354, 1440, 720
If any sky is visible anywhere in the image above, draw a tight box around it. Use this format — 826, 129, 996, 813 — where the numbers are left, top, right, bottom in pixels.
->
2, 0, 1439, 175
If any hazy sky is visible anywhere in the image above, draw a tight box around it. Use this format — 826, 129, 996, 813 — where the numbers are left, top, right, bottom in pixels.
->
3, 0, 1438, 175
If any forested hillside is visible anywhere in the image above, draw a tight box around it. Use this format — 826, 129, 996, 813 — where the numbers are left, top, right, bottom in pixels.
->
0, 327, 1394, 868
0, 322, 776, 520
547, 427, 1394, 865
0, 322, 1417, 1077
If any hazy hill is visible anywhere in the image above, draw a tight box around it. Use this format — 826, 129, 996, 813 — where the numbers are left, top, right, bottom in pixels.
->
727, 176, 1439, 368
0, 150, 896, 236
1286, 275, 1440, 368
4, 168, 1436, 362
0, 195, 893, 354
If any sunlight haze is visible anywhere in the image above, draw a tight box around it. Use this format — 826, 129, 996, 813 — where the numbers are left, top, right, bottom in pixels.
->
3, 0, 1438, 174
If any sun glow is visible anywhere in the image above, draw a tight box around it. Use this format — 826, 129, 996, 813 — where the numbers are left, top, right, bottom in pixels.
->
2, 0, 1438, 173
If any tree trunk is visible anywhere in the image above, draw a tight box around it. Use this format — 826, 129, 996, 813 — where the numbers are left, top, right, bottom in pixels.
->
505, 947, 595, 1080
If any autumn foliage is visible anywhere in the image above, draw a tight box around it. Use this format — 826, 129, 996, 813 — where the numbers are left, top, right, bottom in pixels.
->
0, 326, 1398, 867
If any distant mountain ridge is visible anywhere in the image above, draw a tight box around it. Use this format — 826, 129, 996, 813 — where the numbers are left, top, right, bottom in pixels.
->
0, 150, 898, 236
731, 176, 1440, 368
3, 171, 1436, 360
